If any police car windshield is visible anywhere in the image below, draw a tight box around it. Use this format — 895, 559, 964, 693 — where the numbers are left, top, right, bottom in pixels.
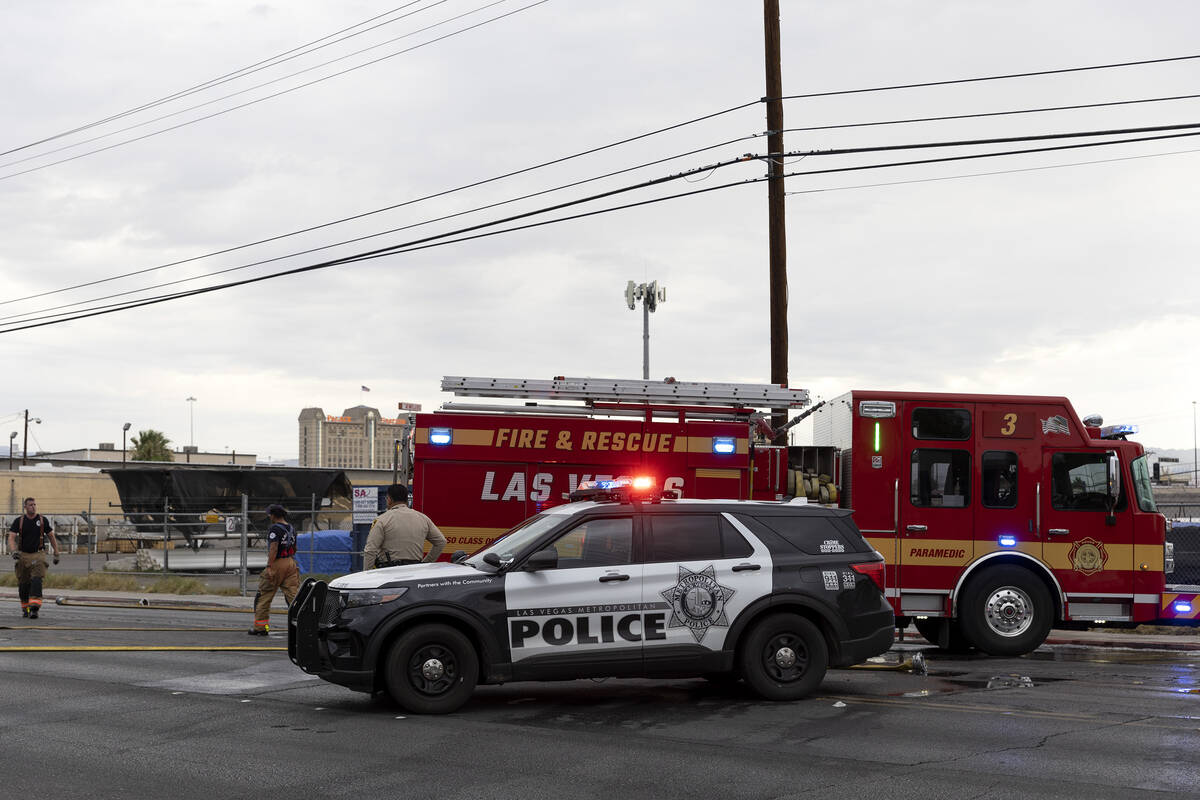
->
466, 512, 562, 569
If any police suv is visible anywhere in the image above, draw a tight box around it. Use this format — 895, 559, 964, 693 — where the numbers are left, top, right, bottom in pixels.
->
288, 479, 894, 714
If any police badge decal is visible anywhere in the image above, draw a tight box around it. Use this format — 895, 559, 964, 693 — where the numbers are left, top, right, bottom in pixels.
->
659, 565, 736, 643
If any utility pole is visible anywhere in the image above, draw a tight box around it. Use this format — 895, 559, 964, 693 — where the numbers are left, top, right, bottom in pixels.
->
22, 410, 40, 466
764, 0, 789, 442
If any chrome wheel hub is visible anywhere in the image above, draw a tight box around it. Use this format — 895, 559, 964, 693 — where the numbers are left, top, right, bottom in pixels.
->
421, 658, 446, 681
984, 586, 1034, 637
774, 646, 797, 669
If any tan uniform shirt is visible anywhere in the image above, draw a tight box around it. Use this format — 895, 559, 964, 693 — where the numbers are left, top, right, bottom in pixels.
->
363, 504, 447, 568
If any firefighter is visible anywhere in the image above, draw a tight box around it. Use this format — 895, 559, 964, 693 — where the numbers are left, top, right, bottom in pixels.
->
248, 504, 299, 636
8, 497, 61, 619
363, 484, 446, 568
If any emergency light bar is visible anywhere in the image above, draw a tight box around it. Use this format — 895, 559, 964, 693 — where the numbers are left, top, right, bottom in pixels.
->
1099, 424, 1138, 439
569, 477, 678, 504
712, 437, 736, 454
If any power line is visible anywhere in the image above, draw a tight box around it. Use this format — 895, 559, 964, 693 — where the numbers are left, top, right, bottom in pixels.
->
784, 145, 1200, 196
9, 126, 1200, 334
782, 93, 1200, 134
0, 100, 760, 307
0, 133, 758, 323
0, 0, 548, 181
0, 0, 446, 158
777, 53, 1200, 100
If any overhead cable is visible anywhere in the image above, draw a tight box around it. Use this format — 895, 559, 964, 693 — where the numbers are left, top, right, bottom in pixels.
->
0, 0, 447, 158
7, 127, 1200, 333
777, 53, 1200, 100
0, 100, 760, 307
0, 0, 548, 181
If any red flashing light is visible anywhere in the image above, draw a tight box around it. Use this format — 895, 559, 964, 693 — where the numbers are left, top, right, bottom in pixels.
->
851, 561, 886, 592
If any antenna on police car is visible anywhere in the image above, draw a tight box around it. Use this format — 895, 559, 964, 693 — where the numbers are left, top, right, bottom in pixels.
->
625, 280, 666, 380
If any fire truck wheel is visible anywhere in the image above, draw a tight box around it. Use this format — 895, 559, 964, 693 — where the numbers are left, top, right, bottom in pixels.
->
739, 613, 828, 701
912, 618, 974, 653
384, 624, 479, 714
959, 566, 1053, 656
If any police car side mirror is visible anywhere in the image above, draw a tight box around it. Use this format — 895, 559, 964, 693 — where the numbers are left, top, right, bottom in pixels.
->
524, 548, 558, 571
450, 550, 468, 563
482, 553, 502, 568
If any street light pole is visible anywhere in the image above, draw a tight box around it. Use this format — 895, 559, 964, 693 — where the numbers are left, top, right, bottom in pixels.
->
186, 396, 197, 448
8, 431, 16, 470
122, 422, 132, 465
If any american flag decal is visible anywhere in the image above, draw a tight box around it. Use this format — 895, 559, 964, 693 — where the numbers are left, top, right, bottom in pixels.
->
1041, 415, 1070, 435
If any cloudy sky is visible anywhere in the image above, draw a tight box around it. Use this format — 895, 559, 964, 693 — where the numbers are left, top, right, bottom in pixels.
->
2, 1, 1199, 464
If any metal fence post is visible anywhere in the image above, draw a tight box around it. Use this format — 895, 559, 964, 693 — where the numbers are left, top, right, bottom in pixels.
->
162, 496, 169, 575
310, 492, 317, 572
240, 493, 249, 596
86, 497, 93, 574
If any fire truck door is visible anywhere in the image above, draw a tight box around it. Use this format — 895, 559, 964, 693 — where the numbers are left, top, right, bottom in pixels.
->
897, 403, 976, 617
974, 449, 1036, 561
1040, 450, 1134, 619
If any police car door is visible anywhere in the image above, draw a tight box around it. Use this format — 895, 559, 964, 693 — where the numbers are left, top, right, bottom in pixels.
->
640, 510, 772, 674
504, 514, 644, 680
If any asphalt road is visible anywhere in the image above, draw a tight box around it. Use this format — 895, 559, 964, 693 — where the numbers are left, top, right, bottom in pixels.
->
1, 601, 1198, 800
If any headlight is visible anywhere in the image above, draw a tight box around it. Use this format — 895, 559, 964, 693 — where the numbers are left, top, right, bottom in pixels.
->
1165, 541, 1175, 574
341, 587, 409, 609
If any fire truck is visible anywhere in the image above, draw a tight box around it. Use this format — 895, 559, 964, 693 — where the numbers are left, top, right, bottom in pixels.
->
409, 377, 1193, 656
410, 376, 809, 555
801, 390, 1192, 656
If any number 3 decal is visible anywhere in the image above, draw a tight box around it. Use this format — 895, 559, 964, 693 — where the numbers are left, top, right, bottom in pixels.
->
1001, 413, 1017, 436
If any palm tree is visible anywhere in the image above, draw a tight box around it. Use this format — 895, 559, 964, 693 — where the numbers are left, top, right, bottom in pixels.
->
130, 429, 174, 462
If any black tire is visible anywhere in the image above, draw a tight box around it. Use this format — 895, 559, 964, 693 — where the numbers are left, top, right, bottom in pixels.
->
913, 617, 974, 653
384, 624, 478, 714
958, 565, 1053, 656
738, 613, 828, 701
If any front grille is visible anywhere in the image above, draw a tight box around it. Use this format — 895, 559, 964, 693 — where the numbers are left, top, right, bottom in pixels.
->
319, 589, 343, 626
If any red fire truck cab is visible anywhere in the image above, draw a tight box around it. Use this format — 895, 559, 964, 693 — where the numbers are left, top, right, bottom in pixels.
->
805, 390, 1191, 655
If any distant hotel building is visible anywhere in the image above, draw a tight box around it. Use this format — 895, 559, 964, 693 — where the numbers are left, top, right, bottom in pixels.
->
298, 406, 410, 469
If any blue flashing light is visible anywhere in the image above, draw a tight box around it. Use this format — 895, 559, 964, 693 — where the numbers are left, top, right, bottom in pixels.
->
712, 437, 736, 455
429, 428, 452, 446
998, 535, 1017, 547
1099, 423, 1139, 439
1174, 601, 1193, 614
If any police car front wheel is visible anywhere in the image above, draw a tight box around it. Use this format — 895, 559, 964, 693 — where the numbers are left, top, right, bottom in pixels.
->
384, 624, 479, 714
739, 614, 828, 701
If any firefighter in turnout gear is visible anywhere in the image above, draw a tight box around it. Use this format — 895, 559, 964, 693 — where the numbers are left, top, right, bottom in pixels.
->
249, 504, 300, 635
8, 498, 61, 619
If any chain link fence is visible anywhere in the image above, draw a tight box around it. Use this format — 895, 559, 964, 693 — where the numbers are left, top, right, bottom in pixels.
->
3, 493, 363, 595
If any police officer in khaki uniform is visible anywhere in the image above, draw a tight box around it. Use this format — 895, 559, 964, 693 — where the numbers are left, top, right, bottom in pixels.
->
363, 484, 446, 569
8, 497, 61, 619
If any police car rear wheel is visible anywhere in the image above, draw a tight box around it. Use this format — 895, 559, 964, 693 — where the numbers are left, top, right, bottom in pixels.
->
385, 624, 478, 714
739, 614, 827, 701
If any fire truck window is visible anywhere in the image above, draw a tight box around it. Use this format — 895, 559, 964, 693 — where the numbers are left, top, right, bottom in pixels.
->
982, 451, 1018, 509
911, 408, 971, 441
646, 515, 725, 563
549, 517, 633, 568
1051, 453, 1127, 512
910, 449, 971, 508
737, 513, 852, 555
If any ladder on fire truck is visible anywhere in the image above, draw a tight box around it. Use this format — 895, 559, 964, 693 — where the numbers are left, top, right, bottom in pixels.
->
441, 376, 809, 408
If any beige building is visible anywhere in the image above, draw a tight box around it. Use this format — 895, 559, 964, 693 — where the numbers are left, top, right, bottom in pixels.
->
299, 406, 411, 469
31, 444, 256, 466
